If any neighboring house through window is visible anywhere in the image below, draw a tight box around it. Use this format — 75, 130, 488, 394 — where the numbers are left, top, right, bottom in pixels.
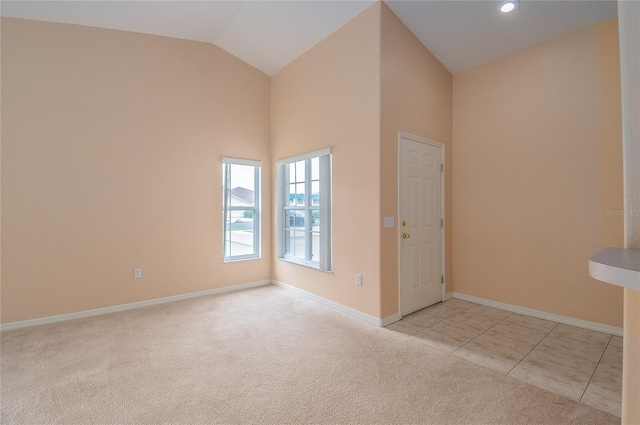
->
222, 158, 261, 262
276, 148, 332, 271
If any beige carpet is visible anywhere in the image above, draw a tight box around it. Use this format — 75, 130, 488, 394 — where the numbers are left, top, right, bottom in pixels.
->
1, 285, 619, 425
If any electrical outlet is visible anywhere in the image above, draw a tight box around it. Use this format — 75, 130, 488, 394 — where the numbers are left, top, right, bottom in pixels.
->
355, 273, 362, 286
134, 268, 142, 279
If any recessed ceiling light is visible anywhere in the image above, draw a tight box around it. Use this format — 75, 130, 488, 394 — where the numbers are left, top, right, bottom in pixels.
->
500, 0, 520, 13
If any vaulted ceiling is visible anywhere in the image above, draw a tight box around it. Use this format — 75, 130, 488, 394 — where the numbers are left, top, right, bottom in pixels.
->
1, 1, 617, 75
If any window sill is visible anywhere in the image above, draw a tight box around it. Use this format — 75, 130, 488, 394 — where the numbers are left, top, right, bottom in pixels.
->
223, 256, 261, 264
277, 257, 333, 274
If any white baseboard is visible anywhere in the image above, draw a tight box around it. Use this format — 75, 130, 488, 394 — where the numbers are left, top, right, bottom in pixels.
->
452, 292, 623, 337
444, 292, 453, 301
381, 313, 402, 327
271, 280, 387, 327
0, 280, 272, 332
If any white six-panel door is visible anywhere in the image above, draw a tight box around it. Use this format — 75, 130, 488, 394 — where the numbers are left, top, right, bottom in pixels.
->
399, 133, 443, 316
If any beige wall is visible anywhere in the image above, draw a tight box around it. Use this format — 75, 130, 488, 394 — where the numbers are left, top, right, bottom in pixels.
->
271, 4, 382, 317
380, 4, 453, 317
452, 19, 624, 327
1, 9, 626, 331
271, 3, 454, 319
1, 18, 272, 324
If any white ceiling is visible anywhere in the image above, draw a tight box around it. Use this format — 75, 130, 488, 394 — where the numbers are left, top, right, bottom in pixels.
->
385, 0, 617, 74
0, 0, 617, 75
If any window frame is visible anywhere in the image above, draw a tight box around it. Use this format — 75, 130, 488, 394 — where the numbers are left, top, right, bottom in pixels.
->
276, 148, 332, 271
222, 157, 262, 263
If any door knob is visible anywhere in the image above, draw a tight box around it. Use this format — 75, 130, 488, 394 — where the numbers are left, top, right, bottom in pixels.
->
402, 220, 408, 227
402, 233, 411, 239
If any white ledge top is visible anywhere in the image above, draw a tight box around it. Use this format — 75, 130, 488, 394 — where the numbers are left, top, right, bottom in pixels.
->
589, 247, 640, 291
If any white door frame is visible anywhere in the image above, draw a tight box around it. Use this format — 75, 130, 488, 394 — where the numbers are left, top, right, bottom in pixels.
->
397, 131, 446, 318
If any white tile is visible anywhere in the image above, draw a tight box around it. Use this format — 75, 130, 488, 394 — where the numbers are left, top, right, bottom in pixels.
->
413, 319, 485, 353
509, 359, 588, 401
464, 304, 512, 321
581, 338, 623, 417
385, 320, 423, 335
413, 299, 621, 417
548, 324, 611, 349
454, 343, 520, 374
500, 314, 557, 333
581, 383, 621, 417
403, 311, 442, 328
423, 299, 473, 319
447, 310, 505, 331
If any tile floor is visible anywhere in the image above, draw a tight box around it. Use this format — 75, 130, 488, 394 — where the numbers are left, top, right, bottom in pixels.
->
385, 299, 623, 417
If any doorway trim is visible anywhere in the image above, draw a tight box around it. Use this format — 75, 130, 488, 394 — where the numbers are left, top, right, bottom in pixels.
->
397, 131, 446, 318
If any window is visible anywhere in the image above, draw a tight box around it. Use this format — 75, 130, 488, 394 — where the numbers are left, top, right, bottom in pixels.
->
222, 158, 261, 262
276, 148, 332, 271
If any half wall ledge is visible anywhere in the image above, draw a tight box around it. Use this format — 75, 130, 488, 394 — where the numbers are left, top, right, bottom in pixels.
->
589, 247, 640, 291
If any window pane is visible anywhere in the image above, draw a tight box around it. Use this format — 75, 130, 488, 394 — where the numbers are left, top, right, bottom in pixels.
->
310, 209, 319, 226
311, 181, 319, 206
286, 209, 305, 229
284, 228, 290, 254
228, 164, 256, 196
285, 210, 306, 261
311, 231, 320, 262
225, 209, 255, 257
311, 157, 319, 180
311, 209, 320, 262
288, 184, 296, 206
295, 160, 305, 183
283, 209, 291, 255
293, 230, 306, 260
296, 183, 305, 206
288, 163, 296, 183
223, 160, 260, 262
278, 152, 331, 271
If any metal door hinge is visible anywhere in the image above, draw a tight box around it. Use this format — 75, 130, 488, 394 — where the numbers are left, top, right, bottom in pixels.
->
441, 275, 444, 284
441, 163, 444, 173
441, 218, 444, 228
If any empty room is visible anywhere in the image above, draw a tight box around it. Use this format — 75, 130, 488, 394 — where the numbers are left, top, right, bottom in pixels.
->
1, 0, 639, 424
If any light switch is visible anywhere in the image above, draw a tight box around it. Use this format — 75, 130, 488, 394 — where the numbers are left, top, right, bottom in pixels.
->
384, 217, 395, 228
